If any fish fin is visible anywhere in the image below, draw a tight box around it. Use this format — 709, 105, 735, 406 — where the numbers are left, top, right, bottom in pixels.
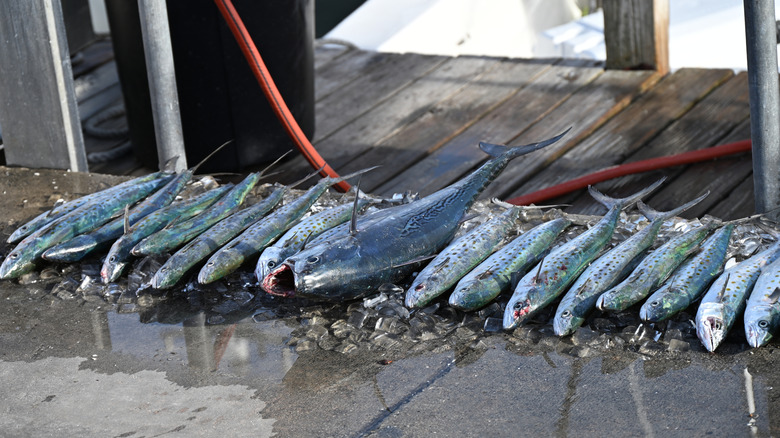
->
638, 191, 709, 222
391, 254, 437, 269
588, 177, 666, 212
47, 199, 66, 216
491, 198, 569, 210
532, 257, 545, 285
476, 270, 493, 280
430, 256, 450, 274
258, 150, 292, 177
123, 204, 131, 235
190, 140, 233, 174
478, 128, 571, 159
350, 175, 363, 236
716, 274, 729, 302
160, 155, 180, 173
509, 271, 522, 290
769, 287, 780, 304
328, 166, 380, 186
289, 165, 327, 189
723, 208, 780, 226
458, 213, 480, 225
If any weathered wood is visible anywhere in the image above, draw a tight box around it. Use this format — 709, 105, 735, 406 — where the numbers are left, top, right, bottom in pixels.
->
313, 44, 351, 71
708, 170, 755, 221
567, 71, 750, 215
482, 68, 661, 201
374, 59, 604, 197
0, 0, 88, 171
603, 0, 669, 74
335, 58, 555, 193
504, 68, 733, 203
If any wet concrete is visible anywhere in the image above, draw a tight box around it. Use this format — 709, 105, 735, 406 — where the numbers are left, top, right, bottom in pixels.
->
1, 166, 779, 437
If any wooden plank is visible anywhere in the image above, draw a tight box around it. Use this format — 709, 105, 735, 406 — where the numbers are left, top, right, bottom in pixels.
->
708, 171, 755, 220
481, 68, 661, 201
603, 0, 669, 74
0, 0, 88, 171
314, 52, 448, 143
315, 49, 395, 101
314, 44, 351, 70
373, 59, 605, 197
503, 68, 733, 204
566, 71, 750, 215
334, 58, 555, 193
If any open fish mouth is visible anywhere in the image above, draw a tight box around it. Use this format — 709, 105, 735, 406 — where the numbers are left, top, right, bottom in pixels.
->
263, 264, 297, 297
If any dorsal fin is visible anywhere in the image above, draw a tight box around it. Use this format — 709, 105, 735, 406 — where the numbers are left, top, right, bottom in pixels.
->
587, 177, 666, 212
638, 191, 709, 222
189, 140, 234, 174
350, 175, 363, 236
532, 257, 545, 284
258, 150, 293, 177
123, 204, 131, 235
769, 287, 780, 304
326, 166, 380, 186
46, 199, 66, 217
716, 274, 730, 302
289, 165, 326, 189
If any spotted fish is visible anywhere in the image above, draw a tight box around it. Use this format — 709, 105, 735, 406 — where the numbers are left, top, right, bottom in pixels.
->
744, 256, 780, 347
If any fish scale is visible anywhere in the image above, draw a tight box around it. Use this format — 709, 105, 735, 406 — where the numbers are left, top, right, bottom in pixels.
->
100, 185, 233, 283
199, 168, 374, 285
696, 240, 780, 352
502, 180, 664, 330
447, 217, 571, 311
404, 205, 524, 309
256, 199, 371, 284
150, 186, 287, 289
0, 175, 173, 279
744, 256, 780, 347
265, 131, 570, 301
595, 223, 714, 313
131, 172, 264, 257
553, 193, 707, 336
640, 224, 734, 323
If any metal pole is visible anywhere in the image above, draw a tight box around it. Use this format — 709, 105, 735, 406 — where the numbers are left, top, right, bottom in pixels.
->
137, 0, 188, 171
745, 0, 780, 219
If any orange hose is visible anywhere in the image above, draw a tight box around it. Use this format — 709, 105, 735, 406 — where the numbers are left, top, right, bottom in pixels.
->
507, 140, 752, 205
213, 0, 350, 192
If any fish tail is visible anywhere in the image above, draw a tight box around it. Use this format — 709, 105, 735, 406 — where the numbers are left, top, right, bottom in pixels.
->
588, 177, 666, 211
478, 128, 571, 159
637, 191, 709, 222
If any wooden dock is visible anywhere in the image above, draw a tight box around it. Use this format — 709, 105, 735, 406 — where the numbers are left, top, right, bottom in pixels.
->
83, 42, 754, 221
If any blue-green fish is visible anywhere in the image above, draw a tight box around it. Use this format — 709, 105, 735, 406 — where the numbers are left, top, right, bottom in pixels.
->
263, 130, 569, 301
552, 193, 707, 336
744, 257, 780, 347
503, 180, 664, 330
696, 240, 780, 352
640, 224, 734, 323
447, 217, 571, 312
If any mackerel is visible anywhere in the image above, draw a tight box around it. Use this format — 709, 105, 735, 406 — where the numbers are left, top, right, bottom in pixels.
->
553, 193, 707, 336
263, 130, 570, 301
100, 185, 232, 283
696, 240, 780, 352
640, 224, 734, 323
744, 256, 780, 347
447, 217, 571, 311
199, 167, 376, 285
503, 180, 664, 330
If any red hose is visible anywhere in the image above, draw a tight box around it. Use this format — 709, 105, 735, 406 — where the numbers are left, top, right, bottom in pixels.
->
507, 140, 752, 205
213, 0, 350, 192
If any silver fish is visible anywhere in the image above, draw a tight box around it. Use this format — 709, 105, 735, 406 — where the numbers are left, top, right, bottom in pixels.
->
744, 256, 780, 347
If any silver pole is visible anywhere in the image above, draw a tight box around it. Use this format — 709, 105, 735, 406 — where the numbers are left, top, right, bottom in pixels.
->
745, 0, 780, 219
137, 0, 188, 171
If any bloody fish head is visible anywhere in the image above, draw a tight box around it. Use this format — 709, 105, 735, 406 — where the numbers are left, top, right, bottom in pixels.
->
503, 297, 532, 330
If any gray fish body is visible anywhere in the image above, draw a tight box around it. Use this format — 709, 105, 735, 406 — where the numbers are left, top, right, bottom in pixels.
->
7, 171, 168, 244
256, 200, 370, 284
265, 132, 569, 301
405, 206, 522, 309
503, 181, 664, 330
448, 217, 571, 311
595, 224, 712, 313
100, 185, 232, 283
131, 172, 262, 257
640, 224, 734, 323
744, 256, 780, 348
0, 176, 172, 279
696, 240, 780, 352
150, 186, 286, 289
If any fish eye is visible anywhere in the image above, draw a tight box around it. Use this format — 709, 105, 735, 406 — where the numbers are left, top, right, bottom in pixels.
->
160, 267, 168, 272
759, 320, 770, 329
267, 261, 276, 269
713, 321, 722, 331
9, 253, 18, 259
513, 302, 522, 309
307, 256, 320, 264
561, 310, 571, 318
650, 301, 659, 307
108, 255, 116, 263
207, 261, 214, 266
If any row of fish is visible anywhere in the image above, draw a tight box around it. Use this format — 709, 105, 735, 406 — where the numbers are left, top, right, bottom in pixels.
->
2, 130, 777, 354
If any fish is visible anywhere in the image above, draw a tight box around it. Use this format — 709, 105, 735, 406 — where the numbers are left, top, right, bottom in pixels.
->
595, 215, 715, 314
262, 130, 569, 301
198, 167, 377, 285
0, 175, 174, 279
639, 224, 734, 323
502, 180, 665, 330
552, 193, 707, 336
447, 217, 572, 312
100, 184, 233, 283
696, 240, 780, 352
405, 202, 523, 309
6, 171, 169, 244
744, 256, 780, 347
255, 198, 372, 285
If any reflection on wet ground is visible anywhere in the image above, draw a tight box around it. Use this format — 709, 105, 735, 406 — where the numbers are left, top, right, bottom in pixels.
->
1, 271, 778, 436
